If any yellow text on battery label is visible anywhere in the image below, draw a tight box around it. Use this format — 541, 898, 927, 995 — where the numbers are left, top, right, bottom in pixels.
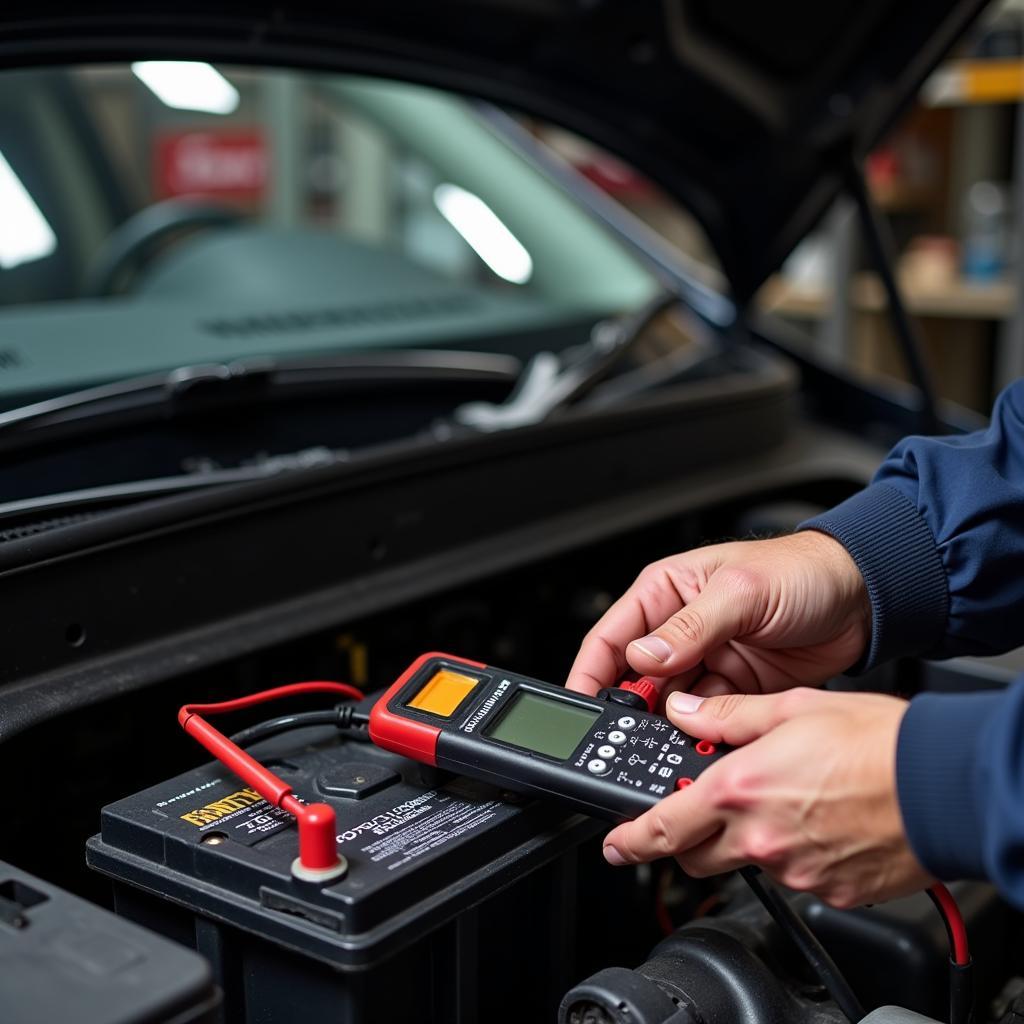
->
180, 787, 265, 826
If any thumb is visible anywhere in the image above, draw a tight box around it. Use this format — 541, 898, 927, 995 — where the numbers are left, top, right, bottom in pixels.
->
664, 688, 820, 746
626, 568, 762, 675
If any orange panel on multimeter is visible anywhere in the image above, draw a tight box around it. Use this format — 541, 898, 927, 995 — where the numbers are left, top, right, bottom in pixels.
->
408, 669, 479, 717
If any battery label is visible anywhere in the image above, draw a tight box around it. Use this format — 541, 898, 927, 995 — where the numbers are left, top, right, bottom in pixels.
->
163, 783, 293, 846
336, 789, 503, 871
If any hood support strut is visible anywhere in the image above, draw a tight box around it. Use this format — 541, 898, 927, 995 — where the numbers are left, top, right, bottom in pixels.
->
845, 156, 941, 436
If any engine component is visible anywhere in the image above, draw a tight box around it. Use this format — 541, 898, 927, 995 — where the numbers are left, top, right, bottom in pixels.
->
562, 875, 1012, 1024
560, 913, 847, 1024
0, 860, 219, 1024
802, 882, 1011, 1020
859, 1011, 945, 1024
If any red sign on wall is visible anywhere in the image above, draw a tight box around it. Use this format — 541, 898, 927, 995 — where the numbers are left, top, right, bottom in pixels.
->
155, 130, 268, 200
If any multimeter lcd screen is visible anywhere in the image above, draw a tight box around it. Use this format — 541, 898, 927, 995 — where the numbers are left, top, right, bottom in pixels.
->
486, 691, 600, 760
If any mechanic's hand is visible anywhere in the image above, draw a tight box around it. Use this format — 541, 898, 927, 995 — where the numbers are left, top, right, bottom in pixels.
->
602, 688, 933, 908
566, 532, 870, 701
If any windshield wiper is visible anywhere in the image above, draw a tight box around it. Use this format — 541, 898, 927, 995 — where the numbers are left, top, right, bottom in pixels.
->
0, 447, 347, 529
0, 349, 521, 456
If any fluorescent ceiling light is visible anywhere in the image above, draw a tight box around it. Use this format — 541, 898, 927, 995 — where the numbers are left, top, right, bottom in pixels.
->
433, 183, 533, 284
0, 151, 56, 270
131, 61, 239, 114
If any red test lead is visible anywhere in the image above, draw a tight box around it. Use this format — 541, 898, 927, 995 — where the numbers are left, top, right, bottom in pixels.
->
178, 681, 363, 883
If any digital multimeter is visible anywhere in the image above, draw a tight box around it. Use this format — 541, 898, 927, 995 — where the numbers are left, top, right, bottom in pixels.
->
369, 652, 727, 820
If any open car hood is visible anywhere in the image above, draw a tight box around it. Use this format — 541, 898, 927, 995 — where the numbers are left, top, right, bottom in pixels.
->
1, 0, 990, 303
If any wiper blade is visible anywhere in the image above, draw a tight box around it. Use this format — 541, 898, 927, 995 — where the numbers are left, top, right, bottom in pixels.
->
0, 349, 520, 455
0, 447, 346, 527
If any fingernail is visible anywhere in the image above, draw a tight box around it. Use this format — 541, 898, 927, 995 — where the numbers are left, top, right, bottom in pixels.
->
668, 691, 704, 714
630, 635, 672, 663
603, 845, 627, 866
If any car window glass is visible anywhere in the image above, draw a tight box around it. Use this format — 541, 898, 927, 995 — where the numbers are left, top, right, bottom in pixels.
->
0, 63, 724, 412
0, 65, 673, 311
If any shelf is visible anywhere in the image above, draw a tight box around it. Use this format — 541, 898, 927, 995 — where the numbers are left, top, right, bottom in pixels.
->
924, 58, 1024, 106
761, 272, 1017, 320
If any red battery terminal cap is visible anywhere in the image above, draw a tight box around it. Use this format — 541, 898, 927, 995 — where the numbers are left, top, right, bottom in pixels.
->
282, 796, 349, 883
618, 677, 658, 713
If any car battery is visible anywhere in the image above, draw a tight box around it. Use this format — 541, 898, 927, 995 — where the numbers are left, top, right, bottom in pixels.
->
86, 698, 602, 1024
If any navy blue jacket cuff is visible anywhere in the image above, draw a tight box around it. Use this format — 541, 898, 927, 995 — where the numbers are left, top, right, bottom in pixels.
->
896, 691, 1001, 881
799, 484, 949, 672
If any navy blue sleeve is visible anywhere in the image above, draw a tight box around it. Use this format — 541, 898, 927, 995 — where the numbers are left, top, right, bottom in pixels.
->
797, 380, 1024, 902
897, 680, 1024, 908
800, 379, 1024, 669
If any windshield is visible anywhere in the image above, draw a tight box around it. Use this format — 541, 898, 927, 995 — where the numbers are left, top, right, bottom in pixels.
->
0, 63, 661, 407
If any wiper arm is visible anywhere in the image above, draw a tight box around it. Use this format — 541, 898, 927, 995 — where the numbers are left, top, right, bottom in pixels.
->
454, 290, 707, 431
0, 350, 520, 455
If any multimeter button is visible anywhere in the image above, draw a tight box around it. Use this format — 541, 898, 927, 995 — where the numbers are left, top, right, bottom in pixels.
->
597, 744, 617, 759
617, 716, 636, 730
587, 759, 610, 775
607, 730, 627, 745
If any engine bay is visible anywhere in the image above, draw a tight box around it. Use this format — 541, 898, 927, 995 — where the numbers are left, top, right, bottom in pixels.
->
3, 492, 1022, 1024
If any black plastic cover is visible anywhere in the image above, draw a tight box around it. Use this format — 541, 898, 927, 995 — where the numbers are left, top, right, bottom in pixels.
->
0, 860, 218, 1024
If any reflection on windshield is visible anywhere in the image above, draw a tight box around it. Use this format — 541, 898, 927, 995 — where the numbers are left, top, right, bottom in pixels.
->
131, 61, 240, 115
0, 150, 56, 269
433, 183, 533, 284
